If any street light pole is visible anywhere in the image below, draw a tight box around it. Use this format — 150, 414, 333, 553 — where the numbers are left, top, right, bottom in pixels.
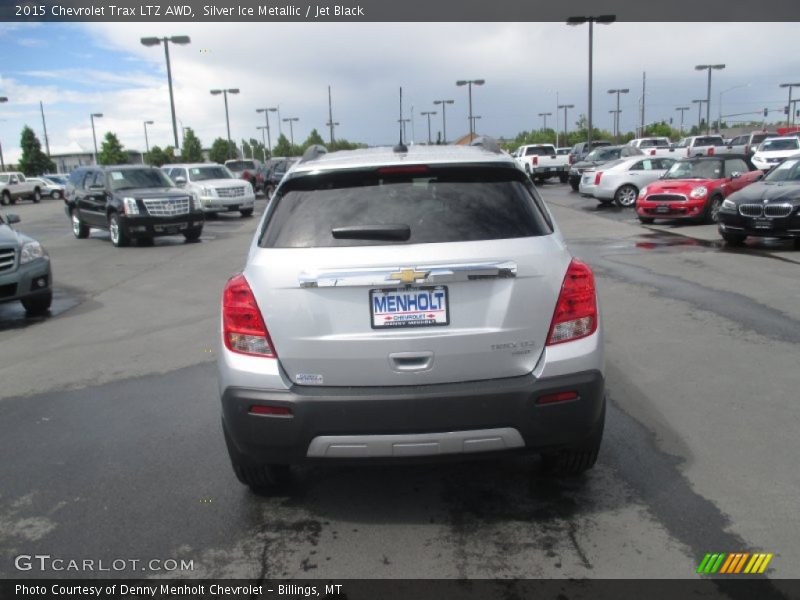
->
256, 107, 277, 157
257, 126, 268, 161
456, 79, 485, 139
675, 106, 690, 134
140, 35, 191, 149
39, 101, 51, 156
695, 64, 725, 134
420, 111, 437, 144
433, 99, 454, 144
90, 113, 103, 165
326, 85, 338, 145
607, 88, 629, 139
0, 97, 7, 171
558, 104, 575, 141
538, 112, 552, 132
692, 99, 707, 131
567, 15, 616, 146
779, 83, 800, 127
283, 117, 299, 146
143, 120, 153, 163
210, 88, 240, 159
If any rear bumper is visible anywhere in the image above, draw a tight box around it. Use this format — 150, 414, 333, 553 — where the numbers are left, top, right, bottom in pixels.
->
198, 194, 255, 212
221, 369, 605, 465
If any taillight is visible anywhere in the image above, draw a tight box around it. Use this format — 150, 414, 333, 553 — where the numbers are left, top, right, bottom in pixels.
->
707, 147, 715, 156
650, 149, 656, 156
569, 154, 574, 165
745, 145, 750, 154
594, 171, 603, 185
532, 156, 539, 166
222, 273, 276, 357
242, 170, 250, 179
546, 259, 598, 346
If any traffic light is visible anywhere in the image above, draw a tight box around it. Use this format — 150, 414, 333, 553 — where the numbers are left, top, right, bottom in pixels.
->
764, 108, 769, 117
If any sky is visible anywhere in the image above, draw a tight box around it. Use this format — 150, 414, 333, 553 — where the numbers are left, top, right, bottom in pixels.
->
2, 21, 800, 165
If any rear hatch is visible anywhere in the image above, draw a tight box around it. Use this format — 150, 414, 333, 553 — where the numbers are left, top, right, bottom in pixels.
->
245, 164, 571, 387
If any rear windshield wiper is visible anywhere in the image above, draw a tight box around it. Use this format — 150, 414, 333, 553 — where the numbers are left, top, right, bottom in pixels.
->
331, 224, 411, 241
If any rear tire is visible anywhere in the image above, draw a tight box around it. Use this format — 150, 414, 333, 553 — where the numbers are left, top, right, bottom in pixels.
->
240, 208, 253, 218
71, 209, 90, 239
720, 230, 746, 245
570, 180, 579, 192
183, 227, 202, 242
233, 464, 291, 493
614, 184, 638, 207
559, 173, 568, 183
22, 291, 52, 316
32, 189, 42, 203
541, 402, 605, 476
0, 191, 9, 205
52, 190, 62, 200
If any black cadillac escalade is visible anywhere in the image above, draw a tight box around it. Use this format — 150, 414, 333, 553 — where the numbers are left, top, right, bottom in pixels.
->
65, 165, 204, 247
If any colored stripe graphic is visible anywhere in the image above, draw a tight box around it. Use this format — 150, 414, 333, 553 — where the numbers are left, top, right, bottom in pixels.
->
758, 554, 774, 574
700, 552, 773, 575
711, 553, 726, 573
719, 554, 736, 574
744, 554, 760, 574
733, 553, 749, 573
697, 554, 713, 574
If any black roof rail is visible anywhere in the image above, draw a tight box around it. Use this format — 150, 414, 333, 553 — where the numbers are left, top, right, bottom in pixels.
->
469, 136, 504, 154
300, 144, 328, 163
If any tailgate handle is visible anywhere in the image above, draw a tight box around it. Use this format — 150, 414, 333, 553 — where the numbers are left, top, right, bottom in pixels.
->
389, 352, 434, 372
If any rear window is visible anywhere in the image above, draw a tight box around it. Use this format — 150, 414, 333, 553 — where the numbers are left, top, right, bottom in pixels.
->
523, 146, 555, 156
259, 166, 553, 248
751, 133, 777, 145
693, 137, 723, 146
226, 161, 257, 171
760, 139, 799, 152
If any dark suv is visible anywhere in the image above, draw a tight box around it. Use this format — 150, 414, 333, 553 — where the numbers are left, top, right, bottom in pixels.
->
65, 166, 204, 247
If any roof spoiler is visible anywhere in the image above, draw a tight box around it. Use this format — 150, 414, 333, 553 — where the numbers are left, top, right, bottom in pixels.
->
300, 144, 328, 164
469, 136, 504, 154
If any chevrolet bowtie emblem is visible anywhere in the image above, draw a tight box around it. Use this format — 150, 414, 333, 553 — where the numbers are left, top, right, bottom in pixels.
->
388, 268, 429, 284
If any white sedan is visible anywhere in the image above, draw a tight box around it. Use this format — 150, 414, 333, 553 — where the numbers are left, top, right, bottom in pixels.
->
751, 137, 800, 171
579, 156, 676, 207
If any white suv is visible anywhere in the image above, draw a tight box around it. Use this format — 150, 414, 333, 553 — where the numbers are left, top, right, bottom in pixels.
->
217, 141, 605, 491
163, 163, 255, 217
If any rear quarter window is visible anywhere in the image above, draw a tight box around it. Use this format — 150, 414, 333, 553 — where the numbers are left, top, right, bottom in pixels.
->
259, 166, 553, 248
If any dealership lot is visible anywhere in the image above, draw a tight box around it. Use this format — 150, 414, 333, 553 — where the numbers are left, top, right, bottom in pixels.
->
0, 187, 798, 584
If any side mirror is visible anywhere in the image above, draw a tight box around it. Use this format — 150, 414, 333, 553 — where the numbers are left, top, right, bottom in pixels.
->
174, 176, 186, 185
6, 214, 20, 224
730, 171, 741, 179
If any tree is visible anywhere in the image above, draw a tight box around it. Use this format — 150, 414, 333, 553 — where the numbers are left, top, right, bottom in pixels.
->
97, 132, 128, 165
209, 137, 236, 164
302, 129, 326, 151
181, 128, 204, 162
329, 138, 365, 152
17, 126, 55, 176
145, 145, 169, 167
272, 134, 296, 157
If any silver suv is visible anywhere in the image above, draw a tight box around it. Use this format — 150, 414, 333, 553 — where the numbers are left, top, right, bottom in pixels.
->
218, 142, 605, 491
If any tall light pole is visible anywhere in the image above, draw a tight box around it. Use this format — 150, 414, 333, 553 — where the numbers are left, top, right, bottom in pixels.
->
779, 83, 800, 127
558, 104, 575, 141
0, 97, 7, 171
256, 107, 277, 157
433, 99, 454, 144
210, 88, 239, 159
90, 113, 103, 165
283, 117, 299, 146
567, 15, 616, 146
455, 79, 485, 140
695, 64, 725, 134
326, 85, 338, 146
607, 88, 629, 139
397, 118, 410, 143
538, 111, 552, 131
39, 101, 51, 156
143, 120, 154, 163
420, 111, 437, 144
140, 35, 191, 149
470, 115, 481, 134
718, 83, 750, 133
676, 106, 690, 134
692, 99, 707, 131
256, 126, 268, 161
609, 110, 619, 134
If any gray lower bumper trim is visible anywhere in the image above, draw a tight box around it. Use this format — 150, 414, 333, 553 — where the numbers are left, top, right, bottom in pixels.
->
306, 427, 525, 458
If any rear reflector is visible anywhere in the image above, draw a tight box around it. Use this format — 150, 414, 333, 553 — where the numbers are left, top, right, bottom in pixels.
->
594, 171, 603, 185
650, 149, 656, 156
546, 259, 598, 346
532, 156, 539, 166
249, 405, 293, 417
537, 391, 579, 405
377, 165, 430, 175
222, 273, 276, 357
708, 147, 715, 156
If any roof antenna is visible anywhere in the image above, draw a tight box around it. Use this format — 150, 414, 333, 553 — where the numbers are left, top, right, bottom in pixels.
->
393, 86, 408, 153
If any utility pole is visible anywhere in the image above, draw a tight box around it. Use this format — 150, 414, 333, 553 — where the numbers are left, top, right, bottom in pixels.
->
40, 101, 51, 156
676, 106, 690, 134
326, 85, 337, 145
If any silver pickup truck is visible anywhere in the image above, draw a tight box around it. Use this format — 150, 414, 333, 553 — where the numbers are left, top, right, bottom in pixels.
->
627, 137, 682, 159
0, 172, 43, 205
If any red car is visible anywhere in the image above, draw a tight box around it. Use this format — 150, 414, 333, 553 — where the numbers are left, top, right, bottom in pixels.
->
636, 155, 763, 224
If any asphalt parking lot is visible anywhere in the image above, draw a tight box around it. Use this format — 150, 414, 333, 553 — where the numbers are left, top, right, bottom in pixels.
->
1, 187, 798, 590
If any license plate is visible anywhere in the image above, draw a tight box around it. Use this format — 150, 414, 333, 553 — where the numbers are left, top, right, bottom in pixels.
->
752, 218, 773, 229
155, 223, 187, 233
228, 205, 240, 211
656, 205, 670, 213
549, 167, 556, 171
370, 286, 449, 329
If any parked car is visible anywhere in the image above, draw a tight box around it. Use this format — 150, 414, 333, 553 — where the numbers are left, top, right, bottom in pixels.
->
751, 137, 800, 171
264, 157, 299, 194
163, 163, 255, 217
674, 135, 725, 157
42, 174, 68, 186
627, 137, 682, 159
0, 172, 43, 205
569, 140, 612, 164
224, 159, 262, 192
65, 165, 205, 247
635, 154, 762, 224
0, 212, 52, 315
724, 131, 779, 156
717, 154, 800, 247
579, 156, 676, 206
556, 147, 572, 156
26, 177, 65, 200
512, 144, 570, 183
568, 145, 644, 191
218, 141, 606, 491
